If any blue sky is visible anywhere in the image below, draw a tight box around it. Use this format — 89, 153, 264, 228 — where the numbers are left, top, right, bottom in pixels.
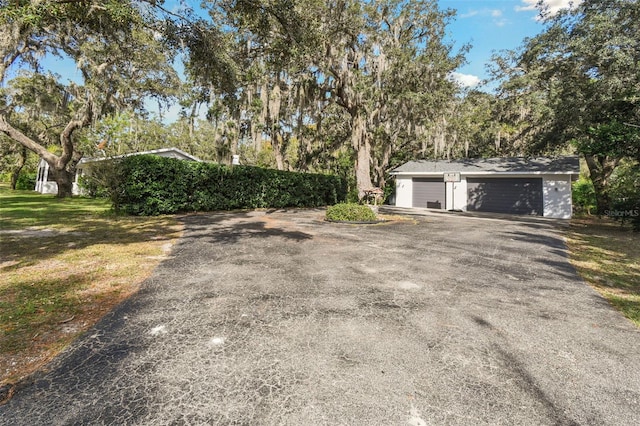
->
444, 0, 579, 88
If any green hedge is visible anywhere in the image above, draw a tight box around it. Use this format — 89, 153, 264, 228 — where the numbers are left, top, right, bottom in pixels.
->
112, 155, 346, 215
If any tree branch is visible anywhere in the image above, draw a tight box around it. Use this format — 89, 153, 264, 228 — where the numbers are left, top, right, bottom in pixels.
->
0, 113, 59, 165
58, 118, 85, 167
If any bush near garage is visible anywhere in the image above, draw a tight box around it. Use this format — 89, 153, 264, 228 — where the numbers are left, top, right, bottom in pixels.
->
572, 177, 597, 215
108, 155, 347, 215
325, 203, 378, 222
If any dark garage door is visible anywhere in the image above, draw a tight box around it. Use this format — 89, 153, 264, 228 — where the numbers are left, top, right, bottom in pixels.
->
413, 178, 446, 209
467, 178, 543, 215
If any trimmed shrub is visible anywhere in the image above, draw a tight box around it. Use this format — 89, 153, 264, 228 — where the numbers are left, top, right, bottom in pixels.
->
111, 155, 346, 215
326, 203, 378, 222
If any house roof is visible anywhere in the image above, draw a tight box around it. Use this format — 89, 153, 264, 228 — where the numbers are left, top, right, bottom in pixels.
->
391, 156, 580, 175
78, 147, 202, 165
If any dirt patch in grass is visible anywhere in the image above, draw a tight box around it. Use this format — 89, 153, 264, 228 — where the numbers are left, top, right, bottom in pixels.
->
567, 216, 640, 326
0, 187, 182, 389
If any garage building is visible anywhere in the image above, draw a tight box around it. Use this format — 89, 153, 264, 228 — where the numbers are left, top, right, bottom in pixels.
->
390, 156, 580, 219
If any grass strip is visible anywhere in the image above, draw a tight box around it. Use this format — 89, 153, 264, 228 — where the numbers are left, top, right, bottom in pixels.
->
567, 216, 640, 327
0, 185, 182, 386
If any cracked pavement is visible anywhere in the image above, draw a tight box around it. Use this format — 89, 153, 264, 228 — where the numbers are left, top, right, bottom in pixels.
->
1, 209, 639, 425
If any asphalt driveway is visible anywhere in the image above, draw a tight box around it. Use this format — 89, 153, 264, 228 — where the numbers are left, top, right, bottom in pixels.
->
1, 209, 639, 425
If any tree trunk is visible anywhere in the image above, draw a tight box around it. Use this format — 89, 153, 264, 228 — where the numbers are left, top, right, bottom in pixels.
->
10, 146, 28, 190
52, 168, 74, 198
230, 110, 241, 163
268, 82, 286, 169
373, 143, 393, 190
272, 133, 286, 171
255, 83, 268, 152
352, 112, 373, 198
584, 154, 620, 215
295, 108, 310, 171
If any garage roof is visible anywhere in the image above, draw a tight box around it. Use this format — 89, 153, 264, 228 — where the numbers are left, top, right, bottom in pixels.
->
391, 156, 580, 174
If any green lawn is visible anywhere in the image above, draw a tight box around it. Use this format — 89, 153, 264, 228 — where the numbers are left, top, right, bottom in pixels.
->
0, 187, 111, 230
0, 185, 182, 387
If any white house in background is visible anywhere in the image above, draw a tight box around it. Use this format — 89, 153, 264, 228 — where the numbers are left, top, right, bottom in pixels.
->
35, 147, 202, 195
390, 156, 580, 219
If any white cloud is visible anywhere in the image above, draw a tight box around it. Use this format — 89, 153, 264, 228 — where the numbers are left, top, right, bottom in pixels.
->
515, 0, 537, 12
460, 10, 478, 19
449, 72, 482, 89
516, 0, 582, 18
459, 8, 506, 27
460, 9, 502, 18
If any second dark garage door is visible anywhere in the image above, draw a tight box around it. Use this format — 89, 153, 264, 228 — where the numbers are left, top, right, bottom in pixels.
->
467, 178, 543, 215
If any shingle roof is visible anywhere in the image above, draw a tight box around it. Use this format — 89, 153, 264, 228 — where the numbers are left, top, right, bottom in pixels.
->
78, 147, 201, 165
391, 156, 580, 174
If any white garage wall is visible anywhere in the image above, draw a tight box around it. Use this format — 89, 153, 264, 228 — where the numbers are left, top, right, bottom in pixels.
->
543, 175, 572, 219
395, 176, 413, 207
451, 178, 468, 211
